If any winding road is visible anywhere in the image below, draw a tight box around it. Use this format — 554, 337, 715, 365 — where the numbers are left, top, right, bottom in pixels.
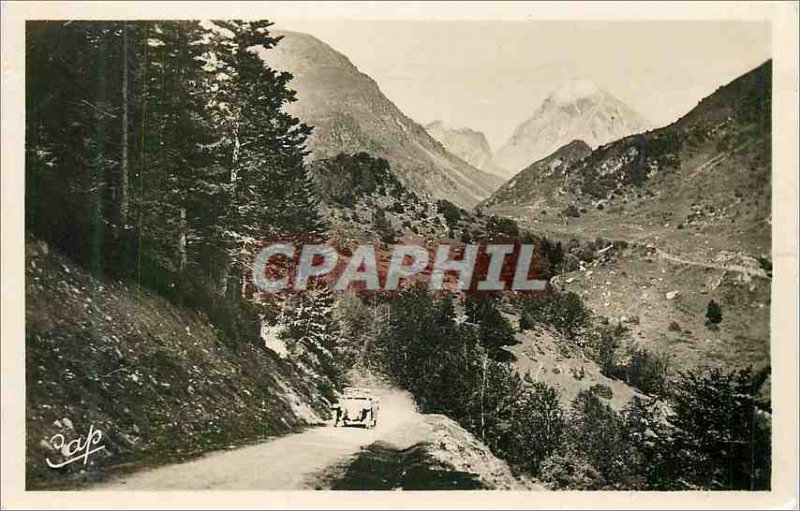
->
95, 388, 426, 490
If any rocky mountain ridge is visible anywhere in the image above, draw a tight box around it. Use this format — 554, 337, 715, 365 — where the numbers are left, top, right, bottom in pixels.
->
262, 31, 504, 208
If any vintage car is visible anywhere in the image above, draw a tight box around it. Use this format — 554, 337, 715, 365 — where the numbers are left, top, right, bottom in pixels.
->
331, 388, 379, 428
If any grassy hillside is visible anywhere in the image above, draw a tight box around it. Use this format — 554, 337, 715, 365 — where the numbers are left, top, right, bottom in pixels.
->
555, 244, 770, 372
481, 140, 592, 211
26, 239, 333, 489
482, 61, 772, 375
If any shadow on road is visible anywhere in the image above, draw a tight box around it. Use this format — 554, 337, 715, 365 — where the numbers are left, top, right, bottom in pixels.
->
315, 441, 486, 490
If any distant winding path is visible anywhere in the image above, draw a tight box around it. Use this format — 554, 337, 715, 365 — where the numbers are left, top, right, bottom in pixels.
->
655, 248, 769, 279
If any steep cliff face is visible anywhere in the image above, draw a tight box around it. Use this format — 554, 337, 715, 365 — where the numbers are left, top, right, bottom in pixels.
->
261, 31, 504, 209
493, 79, 650, 174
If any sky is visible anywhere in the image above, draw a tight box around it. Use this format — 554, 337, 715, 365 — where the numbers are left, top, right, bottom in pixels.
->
269, 19, 770, 150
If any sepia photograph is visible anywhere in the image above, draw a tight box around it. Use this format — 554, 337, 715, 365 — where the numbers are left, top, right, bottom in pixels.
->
1, 1, 798, 509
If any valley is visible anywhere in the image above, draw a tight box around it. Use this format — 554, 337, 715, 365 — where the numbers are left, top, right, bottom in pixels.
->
22, 19, 774, 493
481, 61, 772, 374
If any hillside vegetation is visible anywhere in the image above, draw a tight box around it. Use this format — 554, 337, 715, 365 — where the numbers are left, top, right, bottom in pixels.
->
26, 239, 334, 489
483, 61, 772, 374
336, 284, 770, 490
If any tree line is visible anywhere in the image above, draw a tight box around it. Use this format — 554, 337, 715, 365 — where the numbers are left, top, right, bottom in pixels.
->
26, 20, 322, 344
339, 285, 771, 490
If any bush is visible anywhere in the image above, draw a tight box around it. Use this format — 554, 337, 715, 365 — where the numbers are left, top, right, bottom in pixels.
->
562, 204, 581, 218
588, 383, 614, 399
539, 449, 604, 490
595, 326, 620, 375
314, 152, 403, 207
372, 207, 396, 244
623, 346, 670, 395
661, 366, 771, 490
486, 215, 519, 237
465, 294, 516, 353
757, 256, 772, 276
519, 292, 589, 337
592, 326, 670, 396
436, 199, 462, 227
495, 381, 565, 474
705, 299, 722, 327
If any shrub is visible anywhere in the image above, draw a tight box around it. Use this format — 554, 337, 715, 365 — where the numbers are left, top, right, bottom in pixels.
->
314, 152, 403, 207
561, 390, 630, 487
539, 449, 604, 490
621, 345, 670, 395
436, 199, 462, 227
588, 383, 614, 399
595, 326, 620, 375
757, 255, 772, 276
662, 366, 771, 490
372, 207, 396, 244
487, 215, 519, 237
465, 294, 516, 353
562, 204, 580, 218
518, 291, 589, 337
705, 299, 722, 327
495, 381, 566, 474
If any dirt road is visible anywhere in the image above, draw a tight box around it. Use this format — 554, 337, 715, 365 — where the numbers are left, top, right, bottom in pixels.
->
655, 248, 769, 279
95, 388, 427, 490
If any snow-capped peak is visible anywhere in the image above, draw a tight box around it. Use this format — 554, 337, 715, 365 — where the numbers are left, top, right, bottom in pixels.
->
494, 78, 648, 173
550, 79, 602, 104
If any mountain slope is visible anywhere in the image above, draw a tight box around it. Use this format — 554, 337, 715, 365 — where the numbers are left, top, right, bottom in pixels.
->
25, 239, 333, 489
486, 60, 772, 258
262, 31, 504, 208
485, 61, 772, 374
493, 79, 650, 174
425, 121, 503, 177
481, 140, 592, 210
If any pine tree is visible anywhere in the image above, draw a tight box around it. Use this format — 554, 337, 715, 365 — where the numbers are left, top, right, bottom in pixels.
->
663, 366, 770, 490
26, 22, 129, 270
201, 20, 322, 295
464, 293, 516, 354
128, 21, 216, 284
280, 286, 340, 382
25, 20, 324, 341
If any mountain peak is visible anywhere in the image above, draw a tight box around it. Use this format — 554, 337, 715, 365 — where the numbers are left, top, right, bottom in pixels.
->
493, 82, 649, 174
549, 78, 603, 105
263, 31, 503, 208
